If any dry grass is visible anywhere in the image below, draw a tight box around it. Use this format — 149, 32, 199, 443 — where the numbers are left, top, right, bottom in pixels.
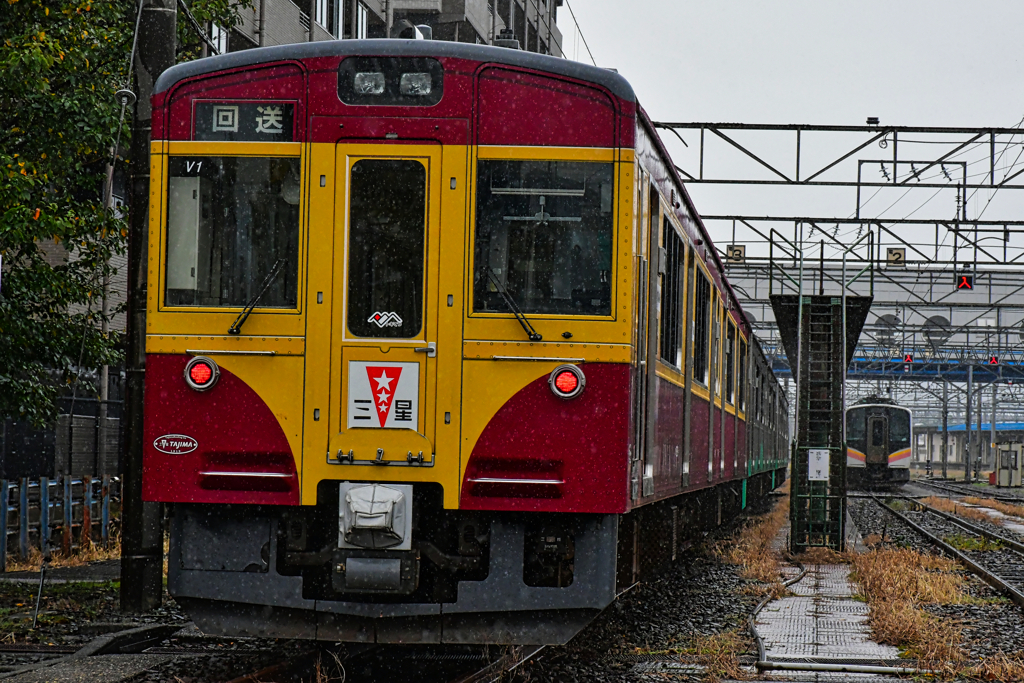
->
850, 547, 969, 673
964, 495, 1024, 521
790, 546, 853, 565
964, 652, 1024, 682
5, 533, 121, 573
921, 496, 1000, 526
637, 631, 753, 683
685, 632, 753, 683
718, 495, 790, 597
861, 532, 895, 547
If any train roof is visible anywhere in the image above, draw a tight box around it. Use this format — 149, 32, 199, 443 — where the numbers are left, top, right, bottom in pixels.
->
154, 39, 636, 101
852, 396, 900, 407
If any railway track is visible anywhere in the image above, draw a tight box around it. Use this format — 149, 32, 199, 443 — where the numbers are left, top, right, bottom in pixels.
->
916, 478, 1024, 504
337, 644, 545, 683
873, 494, 1024, 608
0, 631, 542, 683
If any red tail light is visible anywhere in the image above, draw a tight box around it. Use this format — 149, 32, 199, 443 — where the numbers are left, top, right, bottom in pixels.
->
184, 356, 220, 391
549, 364, 585, 399
554, 371, 578, 393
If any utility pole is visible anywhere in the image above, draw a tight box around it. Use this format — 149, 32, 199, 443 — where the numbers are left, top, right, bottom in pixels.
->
990, 384, 997, 468
121, 0, 176, 613
941, 379, 948, 479
964, 365, 973, 483
976, 382, 983, 481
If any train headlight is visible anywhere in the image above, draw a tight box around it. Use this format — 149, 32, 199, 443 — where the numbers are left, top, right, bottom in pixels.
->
184, 356, 220, 392
549, 364, 585, 400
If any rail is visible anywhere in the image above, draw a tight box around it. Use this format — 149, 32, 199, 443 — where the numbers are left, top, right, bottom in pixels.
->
918, 478, 1024, 505
872, 494, 1024, 608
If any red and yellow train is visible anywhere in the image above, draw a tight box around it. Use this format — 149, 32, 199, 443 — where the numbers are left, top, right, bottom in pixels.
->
143, 40, 789, 644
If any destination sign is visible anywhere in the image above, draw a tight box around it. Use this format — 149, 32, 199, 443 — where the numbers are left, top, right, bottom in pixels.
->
194, 102, 295, 142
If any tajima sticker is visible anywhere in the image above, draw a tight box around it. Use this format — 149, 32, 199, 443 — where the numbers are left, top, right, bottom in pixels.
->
347, 361, 419, 429
153, 434, 198, 455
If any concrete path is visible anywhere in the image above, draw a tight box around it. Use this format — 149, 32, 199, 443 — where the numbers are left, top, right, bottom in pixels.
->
754, 564, 907, 680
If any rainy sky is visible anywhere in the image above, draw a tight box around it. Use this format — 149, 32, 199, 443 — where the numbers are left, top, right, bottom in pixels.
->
566, 1, 1024, 127
564, 1, 1024, 253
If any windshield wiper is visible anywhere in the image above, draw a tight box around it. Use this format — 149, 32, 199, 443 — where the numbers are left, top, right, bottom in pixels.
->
228, 259, 286, 335
487, 269, 542, 342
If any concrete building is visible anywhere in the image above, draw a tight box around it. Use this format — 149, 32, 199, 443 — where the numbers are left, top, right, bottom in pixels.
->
212, 0, 563, 56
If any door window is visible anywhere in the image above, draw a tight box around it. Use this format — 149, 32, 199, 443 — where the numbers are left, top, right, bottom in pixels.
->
869, 418, 887, 448
347, 159, 426, 338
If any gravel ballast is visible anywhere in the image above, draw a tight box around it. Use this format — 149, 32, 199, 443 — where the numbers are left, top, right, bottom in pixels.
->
848, 495, 1024, 662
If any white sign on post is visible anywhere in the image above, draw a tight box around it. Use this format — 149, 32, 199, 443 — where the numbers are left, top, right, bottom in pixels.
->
808, 449, 830, 482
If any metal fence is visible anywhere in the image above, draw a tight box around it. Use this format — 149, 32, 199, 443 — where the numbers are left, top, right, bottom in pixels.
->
0, 477, 119, 571
0, 400, 124, 571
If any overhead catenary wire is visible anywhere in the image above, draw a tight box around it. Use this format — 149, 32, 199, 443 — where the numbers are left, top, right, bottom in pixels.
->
843, 116, 1024, 245
562, 0, 596, 66
177, 0, 221, 56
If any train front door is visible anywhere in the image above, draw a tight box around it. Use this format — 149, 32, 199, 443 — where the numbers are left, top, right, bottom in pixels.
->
327, 145, 444, 467
866, 415, 888, 465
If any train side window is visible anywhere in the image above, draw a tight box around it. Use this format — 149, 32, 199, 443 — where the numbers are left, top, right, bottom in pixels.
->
473, 160, 613, 316
725, 323, 735, 404
691, 261, 710, 385
658, 218, 684, 368
738, 339, 747, 412
347, 159, 426, 338
712, 297, 722, 396
165, 156, 300, 308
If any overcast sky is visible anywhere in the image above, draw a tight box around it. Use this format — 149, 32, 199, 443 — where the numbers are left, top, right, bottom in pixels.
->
563, 1, 1024, 127
559, 2, 1024, 258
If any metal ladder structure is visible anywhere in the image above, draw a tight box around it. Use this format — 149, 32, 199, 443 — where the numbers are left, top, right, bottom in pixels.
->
792, 297, 848, 550
769, 229, 873, 552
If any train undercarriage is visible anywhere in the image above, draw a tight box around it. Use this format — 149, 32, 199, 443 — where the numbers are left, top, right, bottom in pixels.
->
168, 469, 785, 644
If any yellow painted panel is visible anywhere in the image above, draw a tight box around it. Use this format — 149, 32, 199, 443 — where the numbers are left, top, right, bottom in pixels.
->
300, 142, 337, 506
166, 141, 302, 156
459, 359, 565, 483
655, 362, 684, 387
477, 146, 616, 162
433, 144, 470, 508
463, 340, 631, 363
210, 354, 306, 478
146, 335, 304, 355
147, 152, 166, 322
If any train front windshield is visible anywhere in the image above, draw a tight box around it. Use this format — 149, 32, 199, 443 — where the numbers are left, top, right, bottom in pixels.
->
847, 406, 911, 455
164, 156, 300, 308
888, 410, 910, 452
473, 160, 614, 316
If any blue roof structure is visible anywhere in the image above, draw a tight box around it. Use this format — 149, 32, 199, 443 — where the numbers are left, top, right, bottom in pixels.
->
920, 422, 1024, 432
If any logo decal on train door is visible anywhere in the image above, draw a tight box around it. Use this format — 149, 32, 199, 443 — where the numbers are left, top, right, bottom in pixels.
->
367, 311, 404, 328
347, 361, 419, 429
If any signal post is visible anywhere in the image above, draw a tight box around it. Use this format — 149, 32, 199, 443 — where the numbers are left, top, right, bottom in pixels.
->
122, 0, 176, 612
